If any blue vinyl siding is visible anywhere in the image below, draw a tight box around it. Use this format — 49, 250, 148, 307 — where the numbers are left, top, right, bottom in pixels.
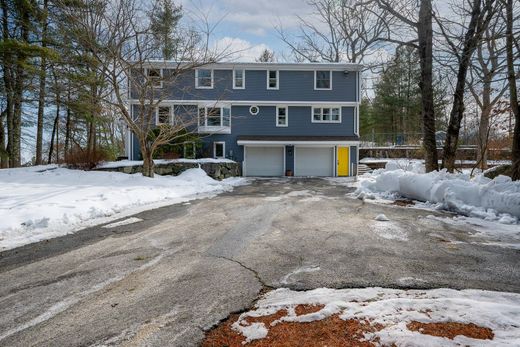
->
133, 69, 358, 102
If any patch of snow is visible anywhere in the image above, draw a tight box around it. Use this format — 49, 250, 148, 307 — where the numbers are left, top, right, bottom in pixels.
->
0, 167, 247, 251
355, 160, 520, 223
231, 321, 268, 343
102, 217, 143, 228
280, 265, 321, 285
375, 214, 390, 221
371, 221, 408, 241
234, 287, 520, 346
97, 158, 236, 169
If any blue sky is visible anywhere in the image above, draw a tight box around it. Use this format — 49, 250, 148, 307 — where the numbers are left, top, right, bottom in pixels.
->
179, 0, 314, 61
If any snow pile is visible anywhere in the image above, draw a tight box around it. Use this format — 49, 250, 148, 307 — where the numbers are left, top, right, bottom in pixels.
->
234, 287, 520, 346
356, 160, 520, 223
0, 166, 246, 250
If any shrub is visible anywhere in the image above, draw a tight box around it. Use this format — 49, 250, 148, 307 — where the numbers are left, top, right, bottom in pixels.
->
65, 147, 114, 170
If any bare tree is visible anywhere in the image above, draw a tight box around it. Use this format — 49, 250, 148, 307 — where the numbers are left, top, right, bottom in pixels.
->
279, 0, 390, 65
57, 0, 227, 177
439, 0, 497, 172
504, 0, 520, 180
256, 49, 275, 62
376, 0, 439, 172
467, 14, 509, 170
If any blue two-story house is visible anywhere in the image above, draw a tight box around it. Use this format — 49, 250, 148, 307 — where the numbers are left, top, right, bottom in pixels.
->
127, 62, 361, 177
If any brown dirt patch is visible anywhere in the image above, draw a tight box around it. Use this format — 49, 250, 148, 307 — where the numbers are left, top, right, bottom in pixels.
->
407, 321, 494, 340
294, 304, 325, 316
393, 199, 414, 207
203, 307, 383, 347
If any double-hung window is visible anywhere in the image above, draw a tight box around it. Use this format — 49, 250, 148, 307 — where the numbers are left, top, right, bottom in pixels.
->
147, 68, 162, 88
195, 69, 213, 89
198, 105, 231, 132
314, 70, 331, 90
276, 106, 288, 127
312, 107, 341, 123
267, 70, 279, 89
156, 106, 172, 125
233, 69, 245, 89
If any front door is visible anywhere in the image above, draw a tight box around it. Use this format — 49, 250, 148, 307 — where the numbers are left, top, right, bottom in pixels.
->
337, 146, 350, 176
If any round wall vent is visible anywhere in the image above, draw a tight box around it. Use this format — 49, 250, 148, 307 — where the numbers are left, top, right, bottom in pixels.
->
249, 105, 259, 115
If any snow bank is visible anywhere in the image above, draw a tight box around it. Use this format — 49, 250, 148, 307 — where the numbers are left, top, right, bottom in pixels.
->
97, 158, 235, 169
234, 287, 520, 346
0, 166, 246, 250
356, 160, 520, 223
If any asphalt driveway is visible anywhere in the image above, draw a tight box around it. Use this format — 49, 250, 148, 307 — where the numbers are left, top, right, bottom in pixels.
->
0, 178, 518, 346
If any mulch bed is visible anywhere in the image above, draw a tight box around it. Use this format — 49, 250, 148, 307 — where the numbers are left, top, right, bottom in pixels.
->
407, 321, 494, 340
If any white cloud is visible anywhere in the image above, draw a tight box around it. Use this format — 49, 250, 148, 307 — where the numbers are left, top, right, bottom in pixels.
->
214, 37, 271, 62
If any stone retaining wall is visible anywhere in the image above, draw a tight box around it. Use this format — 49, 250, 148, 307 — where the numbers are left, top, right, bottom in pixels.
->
96, 161, 241, 180
360, 147, 511, 161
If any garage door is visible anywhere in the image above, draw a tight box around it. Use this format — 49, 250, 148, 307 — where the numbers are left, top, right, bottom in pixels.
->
244, 147, 284, 176
294, 147, 334, 176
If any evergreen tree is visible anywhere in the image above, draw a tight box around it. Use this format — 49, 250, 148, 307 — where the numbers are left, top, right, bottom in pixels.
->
149, 0, 182, 60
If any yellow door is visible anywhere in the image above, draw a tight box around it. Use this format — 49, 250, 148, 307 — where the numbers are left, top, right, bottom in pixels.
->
337, 146, 350, 176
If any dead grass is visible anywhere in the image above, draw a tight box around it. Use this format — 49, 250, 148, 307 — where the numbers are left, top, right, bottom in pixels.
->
202, 304, 383, 347
407, 321, 494, 340
392, 199, 414, 207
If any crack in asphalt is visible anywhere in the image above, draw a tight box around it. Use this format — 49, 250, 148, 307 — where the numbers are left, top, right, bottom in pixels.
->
208, 254, 273, 289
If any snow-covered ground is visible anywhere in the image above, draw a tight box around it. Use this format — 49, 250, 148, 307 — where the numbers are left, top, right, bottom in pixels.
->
0, 166, 246, 251
354, 160, 520, 223
233, 287, 520, 346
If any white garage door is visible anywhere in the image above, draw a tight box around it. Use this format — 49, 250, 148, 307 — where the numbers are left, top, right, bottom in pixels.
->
294, 147, 334, 176
244, 146, 284, 176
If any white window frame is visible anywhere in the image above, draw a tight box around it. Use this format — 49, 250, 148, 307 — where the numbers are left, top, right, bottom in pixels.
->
266, 70, 279, 90
146, 68, 163, 88
314, 70, 332, 90
233, 69, 245, 89
155, 105, 173, 125
311, 106, 342, 123
195, 69, 214, 89
213, 141, 225, 159
276, 106, 288, 127
198, 104, 232, 134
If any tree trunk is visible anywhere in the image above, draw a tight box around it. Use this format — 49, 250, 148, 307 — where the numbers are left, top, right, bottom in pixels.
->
505, 0, 520, 180
48, 103, 59, 164
35, 0, 49, 165
64, 90, 71, 158
0, 109, 6, 168
418, 0, 438, 172
141, 141, 155, 178
476, 82, 491, 170
442, 0, 490, 172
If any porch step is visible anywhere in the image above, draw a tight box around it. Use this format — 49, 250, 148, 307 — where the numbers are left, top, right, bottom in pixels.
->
357, 164, 372, 175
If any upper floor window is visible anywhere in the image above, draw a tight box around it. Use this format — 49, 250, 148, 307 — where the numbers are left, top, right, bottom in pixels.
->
147, 68, 162, 88
315, 70, 331, 90
195, 69, 213, 89
199, 106, 231, 127
276, 106, 288, 127
312, 107, 341, 123
156, 106, 172, 125
267, 70, 279, 89
233, 69, 245, 89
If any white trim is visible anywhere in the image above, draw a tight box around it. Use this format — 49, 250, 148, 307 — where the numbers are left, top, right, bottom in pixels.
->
232, 69, 245, 89
314, 70, 332, 90
355, 104, 359, 135
243, 146, 247, 176
276, 105, 288, 127
311, 106, 342, 123
238, 140, 360, 146
145, 67, 163, 88
155, 105, 173, 125
198, 104, 231, 133
266, 70, 279, 90
139, 61, 363, 71
283, 146, 286, 175
213, 141, 225, 159
129, 99, 360, 107
249, 105, 259, 115
195, 68, 214, 89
